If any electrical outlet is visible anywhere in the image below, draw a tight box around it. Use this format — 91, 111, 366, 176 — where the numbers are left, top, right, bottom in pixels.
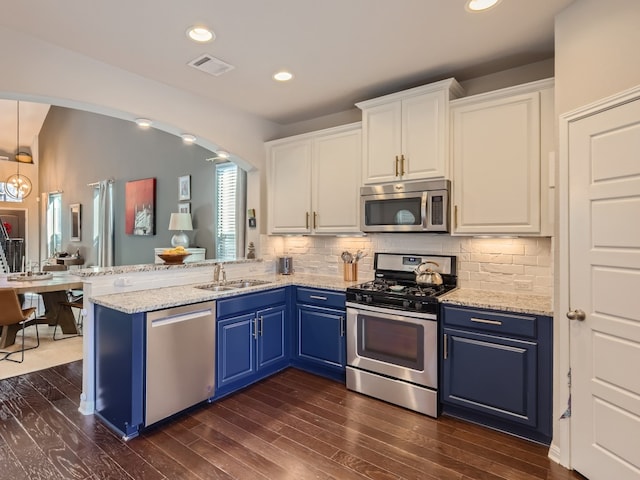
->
514, 280, 533, 291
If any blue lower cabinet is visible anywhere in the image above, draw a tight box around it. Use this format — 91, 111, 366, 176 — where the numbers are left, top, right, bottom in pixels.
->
217, 312, 257, 388
293, 288, 346, 381
94, 305, 145, 439
257, 305, 287, 370
215, 288, 289, 398
441, 305, 552, 444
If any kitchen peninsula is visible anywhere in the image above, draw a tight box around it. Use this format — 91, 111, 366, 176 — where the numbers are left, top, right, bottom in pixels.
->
75, 258, 362, 433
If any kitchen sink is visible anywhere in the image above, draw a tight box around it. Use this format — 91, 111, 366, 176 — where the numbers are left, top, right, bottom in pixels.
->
195, 279, 273, 292
195, 284, 237, 292
224, 279, 272, 289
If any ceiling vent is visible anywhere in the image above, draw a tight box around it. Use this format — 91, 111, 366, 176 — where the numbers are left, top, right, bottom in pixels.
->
187, 54, 235, 77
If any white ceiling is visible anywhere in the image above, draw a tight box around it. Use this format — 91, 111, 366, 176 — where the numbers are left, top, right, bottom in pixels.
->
0, 0, 574, 148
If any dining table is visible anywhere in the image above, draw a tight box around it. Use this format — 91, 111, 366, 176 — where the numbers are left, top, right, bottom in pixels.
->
0, 272, 84, 348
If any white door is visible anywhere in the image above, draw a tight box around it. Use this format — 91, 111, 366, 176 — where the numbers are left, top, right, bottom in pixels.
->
569, 95, 640, 479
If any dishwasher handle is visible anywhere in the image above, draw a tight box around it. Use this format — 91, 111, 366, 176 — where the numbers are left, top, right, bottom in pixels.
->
150, 308, 213, 328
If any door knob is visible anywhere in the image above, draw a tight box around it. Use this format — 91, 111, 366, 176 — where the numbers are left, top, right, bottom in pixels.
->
566, 309, 586, 321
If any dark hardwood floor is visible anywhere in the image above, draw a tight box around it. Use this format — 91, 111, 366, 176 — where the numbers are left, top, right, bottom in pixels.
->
0, 361, 586, 480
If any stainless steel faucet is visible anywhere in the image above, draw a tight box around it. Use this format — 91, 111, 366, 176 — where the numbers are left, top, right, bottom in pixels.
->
213, 264, 226, 283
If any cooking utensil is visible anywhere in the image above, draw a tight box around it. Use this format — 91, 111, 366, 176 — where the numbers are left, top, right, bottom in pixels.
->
414, 261, 443, 286
354, 250, 367, 262
341, 251, 353, 263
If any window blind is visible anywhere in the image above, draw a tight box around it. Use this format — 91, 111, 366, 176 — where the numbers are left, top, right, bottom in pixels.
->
215, 162, 239, 259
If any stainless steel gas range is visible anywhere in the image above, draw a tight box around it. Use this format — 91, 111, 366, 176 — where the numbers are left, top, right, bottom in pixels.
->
345, 252, 457, 417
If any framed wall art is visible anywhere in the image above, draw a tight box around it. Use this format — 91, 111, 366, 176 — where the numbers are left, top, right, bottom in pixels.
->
178, 175, 191, 201
70, 203, 81, 241
125, 177, 156, 236
178, 202, 191, 214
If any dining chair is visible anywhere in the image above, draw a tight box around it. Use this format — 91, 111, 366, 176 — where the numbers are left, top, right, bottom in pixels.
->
0, 288, 39, 363
53, 292, 83, 341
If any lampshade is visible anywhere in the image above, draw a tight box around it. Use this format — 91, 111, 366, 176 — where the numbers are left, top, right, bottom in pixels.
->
168, 213, 193, 248
168, 213, 193, 231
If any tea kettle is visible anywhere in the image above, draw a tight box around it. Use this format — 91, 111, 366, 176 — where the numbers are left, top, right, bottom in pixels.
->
414, 261, 443, 286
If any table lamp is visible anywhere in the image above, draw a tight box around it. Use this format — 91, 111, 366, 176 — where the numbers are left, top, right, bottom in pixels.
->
168, 213, 193, 248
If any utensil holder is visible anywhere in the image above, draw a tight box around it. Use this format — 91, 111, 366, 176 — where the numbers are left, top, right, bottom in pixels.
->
343, 263, 358, 282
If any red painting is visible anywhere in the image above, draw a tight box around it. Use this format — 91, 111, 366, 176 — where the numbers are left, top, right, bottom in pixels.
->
125, 178, 156, 235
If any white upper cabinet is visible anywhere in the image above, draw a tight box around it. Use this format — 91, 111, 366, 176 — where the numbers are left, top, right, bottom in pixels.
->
357, 78, 463, 184
266, 123, 361, 235
450, 79, 554, 236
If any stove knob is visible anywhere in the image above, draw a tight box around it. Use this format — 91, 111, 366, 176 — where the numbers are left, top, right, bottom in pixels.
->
403, 300, 411, 309
365, 295, 373, 303
415, 302, 423, 311
355, 293, 362, 302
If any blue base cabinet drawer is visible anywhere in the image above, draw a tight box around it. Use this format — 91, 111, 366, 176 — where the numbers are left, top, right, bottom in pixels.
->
441, 304, 552, 445
443, 305, 538, 338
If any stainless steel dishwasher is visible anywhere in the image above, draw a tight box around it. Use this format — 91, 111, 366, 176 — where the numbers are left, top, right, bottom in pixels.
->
145, 301, 216, 426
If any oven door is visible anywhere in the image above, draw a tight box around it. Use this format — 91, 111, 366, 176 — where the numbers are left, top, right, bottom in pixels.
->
346, 304, 437, 389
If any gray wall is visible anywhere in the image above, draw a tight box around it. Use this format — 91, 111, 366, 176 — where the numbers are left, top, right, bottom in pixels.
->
39, 106, 222, 266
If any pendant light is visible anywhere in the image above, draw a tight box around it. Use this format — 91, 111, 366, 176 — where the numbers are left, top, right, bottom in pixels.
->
6, 101, 32, 200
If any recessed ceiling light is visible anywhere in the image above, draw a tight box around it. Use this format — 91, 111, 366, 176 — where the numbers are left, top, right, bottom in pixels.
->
181, 134, 196, 144
273, 71, 293, 82
135, 118, 152, 128
187, 26, 215, 43
466, 0, 501, 11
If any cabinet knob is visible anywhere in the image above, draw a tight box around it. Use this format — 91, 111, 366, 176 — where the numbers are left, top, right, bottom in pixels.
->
566, 309, 586, 321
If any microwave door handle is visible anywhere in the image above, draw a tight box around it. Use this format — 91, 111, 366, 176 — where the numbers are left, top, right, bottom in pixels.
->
421, 192, 429, 230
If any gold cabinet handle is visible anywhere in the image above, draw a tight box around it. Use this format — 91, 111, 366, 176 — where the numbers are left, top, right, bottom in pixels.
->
454, 205, 458, 229
443, 333, 448, 360
470, 317, 503, 326
394, 155, 399, 176
400, 154, 405, 176
305, 212, 310, 229
313, 211, 318, 230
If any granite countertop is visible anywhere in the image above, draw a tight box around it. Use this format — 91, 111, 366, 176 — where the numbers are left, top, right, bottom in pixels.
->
91, 273, 368, 314
440, 288, 553, 317
74, 258, 261, 277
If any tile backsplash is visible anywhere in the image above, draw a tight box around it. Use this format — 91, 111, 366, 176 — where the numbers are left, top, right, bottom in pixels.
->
260, 234, 553, 297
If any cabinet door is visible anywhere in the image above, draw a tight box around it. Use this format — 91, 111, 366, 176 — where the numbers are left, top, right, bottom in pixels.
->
402, 91, 447, 180
268, 140, 312, 234
442, 327, 538, 427
361, 101, 402, 184
217, 312, 257, 388
313, 128, 361, 233
297, 304, 345, 369
256, 305, 287, 370
452, 91, 541, 234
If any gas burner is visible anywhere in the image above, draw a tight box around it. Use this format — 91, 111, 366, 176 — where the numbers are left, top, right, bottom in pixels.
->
346, 253, 457, 313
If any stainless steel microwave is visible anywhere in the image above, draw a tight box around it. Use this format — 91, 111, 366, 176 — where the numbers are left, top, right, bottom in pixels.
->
360, 179, 450, 233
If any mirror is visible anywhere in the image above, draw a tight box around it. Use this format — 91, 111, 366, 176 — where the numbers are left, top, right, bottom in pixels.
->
70, 203, 81, 241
